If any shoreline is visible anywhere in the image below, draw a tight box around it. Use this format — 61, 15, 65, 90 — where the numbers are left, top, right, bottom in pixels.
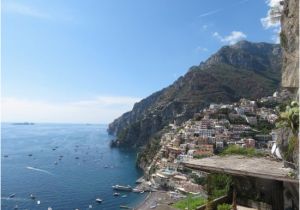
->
134, 191, 152, 209
134, 191, 177, 210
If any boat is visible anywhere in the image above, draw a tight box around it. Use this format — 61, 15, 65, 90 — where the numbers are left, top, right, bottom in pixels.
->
114, 192, 120, 196
120, 205, 131, 209
112, 185, 132, 191
150, 202, 157, 209
9, 193, 16, 198
121, 195, 127, 198
140, 191, 144, 194
95, 198, 103, 203
132, 188, 141, 193
30, 194, 35, 199
37, 200, 41, 205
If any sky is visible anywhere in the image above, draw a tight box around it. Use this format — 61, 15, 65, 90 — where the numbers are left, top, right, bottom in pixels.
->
2, 0, 281, 123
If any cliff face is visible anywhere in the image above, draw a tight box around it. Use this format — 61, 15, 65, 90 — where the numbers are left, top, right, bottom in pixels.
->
108, 41, 282, 148
278, 0, 299, 172
281, 0, 299, 89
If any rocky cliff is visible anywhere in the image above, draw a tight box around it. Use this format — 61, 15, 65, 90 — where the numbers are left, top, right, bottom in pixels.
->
281, 0, 299, 89
108, 41, 282, 148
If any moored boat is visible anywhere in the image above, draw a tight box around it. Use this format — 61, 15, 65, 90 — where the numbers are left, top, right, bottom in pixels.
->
9, 193, 16, 198
112, 185, 132, 191
95, 198, 103, 203
120, 205, 131, 209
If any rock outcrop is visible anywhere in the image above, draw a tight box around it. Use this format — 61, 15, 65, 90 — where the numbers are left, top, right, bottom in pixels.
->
280, 0, 299, 89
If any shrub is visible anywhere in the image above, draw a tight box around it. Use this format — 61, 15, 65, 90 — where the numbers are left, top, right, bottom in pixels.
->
220, 145, 263, 157
172, 196, 207, 210
217, 203, 232, 210
209, 174, 232, 199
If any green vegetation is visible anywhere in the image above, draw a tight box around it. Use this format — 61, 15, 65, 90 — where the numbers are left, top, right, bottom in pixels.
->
190, 174, 207, 185
220, 145, 264, 157
276, 101, 299, 135
276, 101, 299, 161
193, 154, 210, 159
254, 119, 275, 134
136, 133, 161, 169
257, 100, 280, 109
209, 174, 232, 199
117, 127, 129, 141
217, 203, 232, 210
229, 116, 248, 125
280, 31, 288, 49
173, 196, 207, 210
240, 131, 256, 138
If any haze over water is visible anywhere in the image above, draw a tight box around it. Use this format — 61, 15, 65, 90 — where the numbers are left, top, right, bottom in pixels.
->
2, 123, 146, 210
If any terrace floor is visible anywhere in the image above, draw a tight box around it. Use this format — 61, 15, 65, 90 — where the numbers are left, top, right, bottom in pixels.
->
183, 155, 298, 183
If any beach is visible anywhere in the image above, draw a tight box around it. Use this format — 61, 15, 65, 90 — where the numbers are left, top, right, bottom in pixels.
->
135, 191, 177, 210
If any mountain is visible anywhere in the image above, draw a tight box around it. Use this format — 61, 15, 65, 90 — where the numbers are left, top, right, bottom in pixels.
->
108, 40, 282, 148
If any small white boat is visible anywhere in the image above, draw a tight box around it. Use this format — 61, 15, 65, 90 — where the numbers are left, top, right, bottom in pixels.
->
30, 194, 35, 199
95, 198, 103, 203
150, 202, 157, 209
37, 200, 41, 205
120, 205, 131, 209
114, 192, 120, 196
112, 185, 132, 191
9, 193, 16, 198
121, 195, 127, 198
88, 204, 93, 208
132, 188, 141, 193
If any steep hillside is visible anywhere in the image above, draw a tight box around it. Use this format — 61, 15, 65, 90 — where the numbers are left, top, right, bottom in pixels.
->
108, 41, 282, 148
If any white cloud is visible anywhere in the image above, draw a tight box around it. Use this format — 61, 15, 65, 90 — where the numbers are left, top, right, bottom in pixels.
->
195, 46, 208, 53
271, 27, 281, 43
3, 1, 51, 19
261, 0, 283, 43
1, 96, 141, 124
213, 31, 247, 45
198, 0, 249, 18
2, 1, 73, 21
202, 25, 208, 30
198, 9, 222, 18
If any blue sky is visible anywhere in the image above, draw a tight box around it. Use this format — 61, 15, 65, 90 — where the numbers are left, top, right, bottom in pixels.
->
2, 0, 280, 123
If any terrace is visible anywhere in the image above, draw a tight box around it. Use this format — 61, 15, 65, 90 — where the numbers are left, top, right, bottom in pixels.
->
182, 155, 299, 210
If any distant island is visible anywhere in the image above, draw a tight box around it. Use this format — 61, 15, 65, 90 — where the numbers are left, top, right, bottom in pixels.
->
12, 122, 35, 125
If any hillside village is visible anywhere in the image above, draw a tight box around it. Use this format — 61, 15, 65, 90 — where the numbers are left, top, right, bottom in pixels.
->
138, 90, 294, 196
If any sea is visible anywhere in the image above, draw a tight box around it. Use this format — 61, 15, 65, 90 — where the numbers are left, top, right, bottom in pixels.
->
1, 123, 147, 210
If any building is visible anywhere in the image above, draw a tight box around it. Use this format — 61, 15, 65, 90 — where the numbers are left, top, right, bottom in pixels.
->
193, 144, 214, 157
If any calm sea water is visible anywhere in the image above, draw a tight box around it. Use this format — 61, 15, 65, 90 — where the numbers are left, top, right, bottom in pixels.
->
1, 123, 146, 210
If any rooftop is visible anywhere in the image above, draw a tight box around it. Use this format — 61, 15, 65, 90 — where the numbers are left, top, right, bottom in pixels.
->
182, 155, 298, 183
